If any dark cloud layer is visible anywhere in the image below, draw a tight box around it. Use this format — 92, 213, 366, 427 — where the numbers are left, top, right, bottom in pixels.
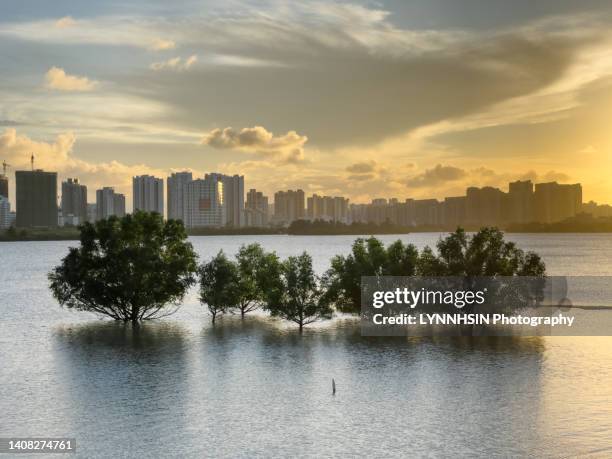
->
116, 11, 599, 149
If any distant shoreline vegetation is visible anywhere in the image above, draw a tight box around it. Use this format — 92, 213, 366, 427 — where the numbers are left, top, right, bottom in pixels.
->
3, 214, 612, 241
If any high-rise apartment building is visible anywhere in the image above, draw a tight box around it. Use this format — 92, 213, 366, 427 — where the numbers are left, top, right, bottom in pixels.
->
465, 186, 506, 228
0, 174, 7, 200
184, 177, 225, 228
274, 189, 305, 224
307, 194, 349, 223
61, 178, 87, 225
508, 180, 534, 224
114, 193, 126, 218
413, 199, 442, 226
15, 170, 58, 228
0, 196, 11, 229
96, 187, 126, 220
205, 173, 244, 227
86, 203, 97, 223
534, 182, 582, 223
245, 188, 269, 227
367, 198, 392, 224
442, 196, 467, 228
133, 175, 164, 215
167, 172, 193, 222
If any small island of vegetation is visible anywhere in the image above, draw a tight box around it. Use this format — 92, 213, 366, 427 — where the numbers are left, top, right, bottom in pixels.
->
48, 212, 546, 331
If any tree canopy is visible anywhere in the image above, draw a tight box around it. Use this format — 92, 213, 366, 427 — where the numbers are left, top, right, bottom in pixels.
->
416, 227, 545, 277
264, 252, 332, 331
234, 243, 276, 317
321, 237, 418, 313
199, 243, 281, 321
199, 250, 240, 323
321, 228, 545, 314
49, 212, 198, 324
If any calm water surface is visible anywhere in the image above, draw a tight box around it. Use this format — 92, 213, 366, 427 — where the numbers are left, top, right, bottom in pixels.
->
1, 233, 612, 458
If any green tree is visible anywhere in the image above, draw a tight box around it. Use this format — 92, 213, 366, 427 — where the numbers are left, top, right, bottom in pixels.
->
414, 228, 547, 328
321, 237, 418, 313
48, 212, 198, 324
199, 251, 240, 323
233, 243, 272, 318
265, 252, 332, 332
416, 227, 545, 276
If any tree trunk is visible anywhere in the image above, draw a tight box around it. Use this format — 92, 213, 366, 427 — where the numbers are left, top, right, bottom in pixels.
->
211, 311, 217, 324
130, 305, 140, 324
241, 308, 245, 319
299, 321, 303, 333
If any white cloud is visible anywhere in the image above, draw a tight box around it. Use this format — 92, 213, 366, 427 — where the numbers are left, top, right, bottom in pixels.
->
0, 129, 165, 208
45, 67, 98, 92
202, 126, 308, 163
54, 16, 77, 29
150, 55, 197, 71
579, 145, 597, 154
149, 38, 176, 51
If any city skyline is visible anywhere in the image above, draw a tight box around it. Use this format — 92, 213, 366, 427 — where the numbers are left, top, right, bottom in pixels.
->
1, 1, 612, 209
1, 162, 611, 213
2, 164, 608, 230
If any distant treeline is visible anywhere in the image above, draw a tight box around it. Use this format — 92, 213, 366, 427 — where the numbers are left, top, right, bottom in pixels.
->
187, 226, 285, 236
506, 215, 612, 233
0, 226, 80, 241
287, 219, 413, 235
5, 214, 612, 241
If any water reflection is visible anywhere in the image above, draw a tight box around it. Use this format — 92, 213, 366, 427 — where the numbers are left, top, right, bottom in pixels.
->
49, 318, 549, 457
55, 321, 191, 350
52, 322, 193, 458
2, 236, 611, 457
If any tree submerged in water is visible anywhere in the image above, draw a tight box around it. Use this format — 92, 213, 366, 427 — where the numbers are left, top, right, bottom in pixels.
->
48, 212, 198, 324
264, 252, 333, 332
199, 250, 240, 324
321, 237, 419, 314
322, 228, 546, 314
416, 227, 545, 277
199, 243, 281, 322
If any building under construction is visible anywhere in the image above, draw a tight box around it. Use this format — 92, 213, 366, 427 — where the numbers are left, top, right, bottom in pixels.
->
16, 168, 58, 228
0, 160, 9, 200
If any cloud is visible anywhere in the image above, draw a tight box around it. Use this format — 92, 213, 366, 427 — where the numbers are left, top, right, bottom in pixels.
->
519, 170, 572, 183
0, 119, 22, 127
2, 4, 612, 203
149, 38, 176, 51
346, 160, 377, 174
150, 55, 197, 71
579, 145, 597, 154
202, 126, 308, 163
407, 164, 467, 188
0, 129, 164, 208
4, 5, 601, 148
54, 16, 77, 29
344, 160, 394, 181
45, 67, 98, 92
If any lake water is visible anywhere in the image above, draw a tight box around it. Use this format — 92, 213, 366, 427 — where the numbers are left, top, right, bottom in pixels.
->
1, 233, 612, 458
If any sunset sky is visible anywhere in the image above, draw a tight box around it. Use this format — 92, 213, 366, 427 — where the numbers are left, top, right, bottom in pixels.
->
1, 0, 612, 210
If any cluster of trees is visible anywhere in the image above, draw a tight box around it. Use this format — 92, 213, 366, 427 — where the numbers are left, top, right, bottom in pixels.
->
200, 247, 332, 330
49, 212, 546, 330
